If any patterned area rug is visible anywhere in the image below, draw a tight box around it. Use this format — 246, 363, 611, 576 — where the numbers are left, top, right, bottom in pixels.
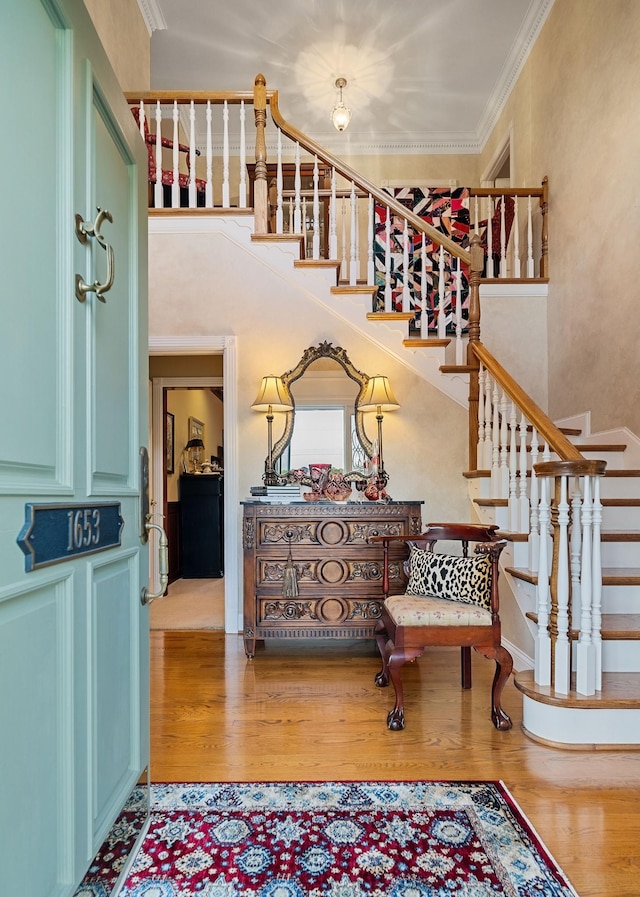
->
76, 780, 578, 896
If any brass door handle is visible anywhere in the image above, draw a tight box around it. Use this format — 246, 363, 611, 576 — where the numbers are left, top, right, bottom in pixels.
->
141, 518, 169, 605
75, 207, 115, 303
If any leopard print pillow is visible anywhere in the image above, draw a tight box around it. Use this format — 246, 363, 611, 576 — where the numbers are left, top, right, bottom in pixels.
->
405, 547, 493, 610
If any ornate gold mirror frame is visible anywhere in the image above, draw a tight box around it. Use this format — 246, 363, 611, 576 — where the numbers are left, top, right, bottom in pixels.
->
269, 341, 373, 479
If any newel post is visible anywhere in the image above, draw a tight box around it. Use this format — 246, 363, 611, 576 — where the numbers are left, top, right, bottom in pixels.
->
466, 233, 484, 472
253, 73, 269, 235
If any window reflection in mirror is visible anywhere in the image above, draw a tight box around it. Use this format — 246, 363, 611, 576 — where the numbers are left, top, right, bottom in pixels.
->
275, 357, 368, 475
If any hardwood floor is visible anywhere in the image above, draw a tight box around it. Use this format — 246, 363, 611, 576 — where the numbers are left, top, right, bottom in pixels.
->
150, 631, 640, 897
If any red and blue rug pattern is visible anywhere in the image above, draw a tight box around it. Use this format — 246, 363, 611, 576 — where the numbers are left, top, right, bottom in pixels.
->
76, 780, 578, 896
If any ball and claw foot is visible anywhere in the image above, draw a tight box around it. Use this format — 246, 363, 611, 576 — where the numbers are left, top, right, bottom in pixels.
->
375, 670, 389, 688
492, 707, 512, 730
387, 708, 405, 731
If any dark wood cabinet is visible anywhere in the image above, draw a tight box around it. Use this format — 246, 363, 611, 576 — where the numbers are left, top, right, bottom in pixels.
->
180, 474, 224, 578
241, 500, 423, 657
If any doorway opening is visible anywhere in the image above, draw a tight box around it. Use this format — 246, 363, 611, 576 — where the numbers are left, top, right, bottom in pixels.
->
148, 335, 239, 633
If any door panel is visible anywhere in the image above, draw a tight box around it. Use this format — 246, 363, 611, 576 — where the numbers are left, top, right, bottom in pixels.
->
0, 1, 148, 894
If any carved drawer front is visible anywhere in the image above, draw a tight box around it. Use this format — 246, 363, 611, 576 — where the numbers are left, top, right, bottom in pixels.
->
258, 596, 383, 626
258, 558, 401, 587
257, 517, 410, 548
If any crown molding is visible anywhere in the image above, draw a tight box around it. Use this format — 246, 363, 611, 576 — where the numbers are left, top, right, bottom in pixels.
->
476, 0, 556, 150
136, 0, 167, 35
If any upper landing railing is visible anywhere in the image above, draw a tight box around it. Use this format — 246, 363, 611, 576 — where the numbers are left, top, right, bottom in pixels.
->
126, 75, 548, 359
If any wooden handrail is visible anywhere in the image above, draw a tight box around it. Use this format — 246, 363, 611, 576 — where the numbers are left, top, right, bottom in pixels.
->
470, 341, 584, 462
469, 187, 544, 198
268, 90, 471, 266
125, 90, 263, 105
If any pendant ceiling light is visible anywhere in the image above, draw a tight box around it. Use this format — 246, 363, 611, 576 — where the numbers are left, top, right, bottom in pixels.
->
331, 77, 351, 132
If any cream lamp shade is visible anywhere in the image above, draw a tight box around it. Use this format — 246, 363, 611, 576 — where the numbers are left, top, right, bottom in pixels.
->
358, 376, 399, 413
251, 376, 294, 413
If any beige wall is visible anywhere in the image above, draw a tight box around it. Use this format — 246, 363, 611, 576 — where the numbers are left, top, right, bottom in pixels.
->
166, 388, 223, 501
83, 0, 150, 91
149, 228, 470, 525
480, 0, 640, 435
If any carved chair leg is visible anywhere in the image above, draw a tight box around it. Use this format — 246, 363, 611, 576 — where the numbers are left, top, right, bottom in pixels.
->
461, 646, 472, 689
475, 644, 513, 730
374, 619, 390, 688
386, 646, 423, 731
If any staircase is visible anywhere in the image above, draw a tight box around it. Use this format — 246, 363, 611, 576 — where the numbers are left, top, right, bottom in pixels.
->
250, 228, 640, 747
134, 79, 640, 747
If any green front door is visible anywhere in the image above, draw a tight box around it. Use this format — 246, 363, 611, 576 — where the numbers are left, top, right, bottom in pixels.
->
0, 1, 149, 894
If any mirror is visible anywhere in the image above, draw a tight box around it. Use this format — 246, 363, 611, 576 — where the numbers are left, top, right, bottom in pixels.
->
269, 342, 374, 480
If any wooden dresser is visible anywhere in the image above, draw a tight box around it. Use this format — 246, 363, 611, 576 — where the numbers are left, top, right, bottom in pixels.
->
241, 500, 423, 657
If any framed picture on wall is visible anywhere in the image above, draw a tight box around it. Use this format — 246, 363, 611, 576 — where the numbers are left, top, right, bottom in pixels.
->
188, 416, 204, 443
166, 411, 175, 474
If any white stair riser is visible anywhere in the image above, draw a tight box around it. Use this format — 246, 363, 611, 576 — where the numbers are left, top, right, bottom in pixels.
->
601, 506, 640, 528
600, 478, 640, 499
599, 640, 640, 672
598, 584, 640, 614
601, 542, 640, 566
522, 697, 640, 745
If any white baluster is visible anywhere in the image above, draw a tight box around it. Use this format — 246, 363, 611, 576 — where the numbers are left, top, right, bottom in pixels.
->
312, 156, 320, 260
455, 257, 463, 365
437, 245, 446, 339
527, 195, 535, 278
420, 237, 428, 338
402, 219, 410, 311
293, 143, 302, 234
341, 197, 348, 282
222, 101, 230, 208
499, 389, 509, 497
205, 101, 213, 208
473, 195, 479, 235
535, 475, 552, 686
570, 480, 582, 624
576, 475, 595, 695
154, 101, 163, 209
349, 182, 358, 286
329, 168, 337, 259
287, 197, 293, 234
499, 195, 507, 277
275, 132, 283, 234
508, 402, 519, 531
384, 206, 392, 312
512, 195, 520, 278
171, 100, 180, 208
188, 101, 196, 208
554, 474, 571, 695
483, 371, 493, 470
592, 474, 603, 690
302, 197, 308, 252
518, 411, 530, 533
238, 101, 247, 208
490, 380, 500, 498
367, 195, 374, 284
529, 427, 540, 571
477, 365, 486, 469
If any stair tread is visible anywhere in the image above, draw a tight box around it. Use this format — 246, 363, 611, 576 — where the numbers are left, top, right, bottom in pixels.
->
572, 443, 627, 452
366, 312, 414, 321
601, 498, 640, 506
514, 669, 640, 709
474, 498, 508, 507
403, 338, 451, 347
604, 469, 640, 477
294, 259, 340, 268
506, 565, 640, 585
601, 530, 640, 541
330, 284, 377, 294
440, 364, 477, 373
525, 611, 640, 639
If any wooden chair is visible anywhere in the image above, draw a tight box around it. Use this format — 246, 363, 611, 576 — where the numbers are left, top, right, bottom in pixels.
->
371, 523, 513, 731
